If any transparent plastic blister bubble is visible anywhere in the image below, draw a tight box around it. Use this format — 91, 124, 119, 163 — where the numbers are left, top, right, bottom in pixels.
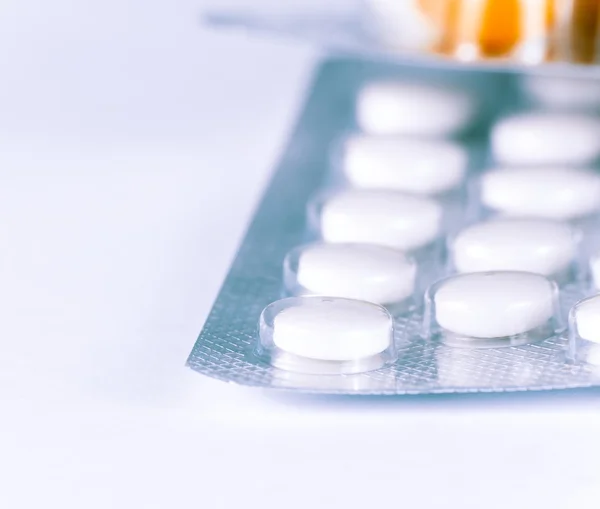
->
489, 111, 600, 167
446, 218, 583, 285
521, 74, 600, 112
423, 271, 562, 349
258, 296, 396, 374
569, 295, 600, 367
309, 188, 446, 252
187, 58, 600, 394
477, 167, 600, 223
283, 243, 421, 315
333, 134, 474, 231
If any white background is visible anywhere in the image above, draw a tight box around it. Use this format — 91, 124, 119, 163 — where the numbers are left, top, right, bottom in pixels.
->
2, 1, 600, 508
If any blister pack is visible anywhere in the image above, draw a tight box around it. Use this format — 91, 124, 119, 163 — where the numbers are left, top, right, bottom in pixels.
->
187, 58, 600, 394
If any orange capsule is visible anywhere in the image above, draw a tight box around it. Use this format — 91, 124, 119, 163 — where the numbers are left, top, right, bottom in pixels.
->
477, 0, 521, 57
570, 0, 600, 63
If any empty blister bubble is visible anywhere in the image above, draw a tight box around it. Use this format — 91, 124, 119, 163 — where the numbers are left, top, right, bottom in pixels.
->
569, 295, 600, 366
275, 368, 390, 392
284, 243, 418, 312
450, 218, 578, 282
521, 75, 600, 111
258, 296, 396, 374
341, 135, 469, 196
491, 112, 600, 166
424, 271, 560, 348
435, 347, 538, 389
480, 167, 600, 221
356, 81, 476, 136
312, 189, 443, 251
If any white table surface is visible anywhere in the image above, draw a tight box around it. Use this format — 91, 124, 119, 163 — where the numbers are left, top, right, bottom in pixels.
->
2, 1, 600, 508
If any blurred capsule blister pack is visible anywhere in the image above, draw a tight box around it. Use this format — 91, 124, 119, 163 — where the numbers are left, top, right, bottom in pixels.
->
187, 58, 600, 394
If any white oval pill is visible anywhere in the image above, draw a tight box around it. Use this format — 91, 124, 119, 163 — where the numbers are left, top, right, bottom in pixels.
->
434, 272, 555, 338
522, 75, 600, 111
574, 295, 600, 344
584, 344, 600, 366
452, 219, 576, 277
491, 112, 600, 166
320, 189, 442, 250
591, 256, 600, 290
272, 298, 393, 361
481, 168, 600, 220
294, 243, 416, 305
356, 82, 475, 136
343, 136, 468, 195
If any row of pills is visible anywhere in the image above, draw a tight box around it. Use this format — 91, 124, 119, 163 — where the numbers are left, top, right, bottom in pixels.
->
502, 77, 600, 367
286, 216, 582, 309
335, 150, 600, 223
257, 74, 600, 375
465, 88, 600, 365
